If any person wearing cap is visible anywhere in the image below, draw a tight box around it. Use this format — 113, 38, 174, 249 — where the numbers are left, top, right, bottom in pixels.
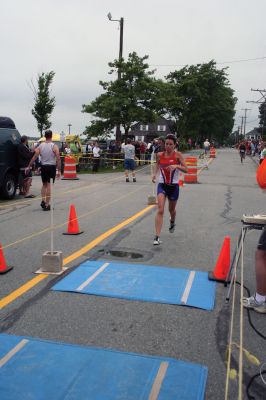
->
17, 135, 35, 197
26, 130, 61, 211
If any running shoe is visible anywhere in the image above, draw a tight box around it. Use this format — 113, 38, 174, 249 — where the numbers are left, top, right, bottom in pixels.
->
40, 200, 45, 209
126, 178, 129, 182
153, 236, 162, 245
133, 178, 136, 182
169, 220, 176, 233
242, 295, 266, 313
43, 205, 51, 211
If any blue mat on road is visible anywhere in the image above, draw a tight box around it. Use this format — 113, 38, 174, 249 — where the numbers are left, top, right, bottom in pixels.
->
0, 334, 208, 400
52, 260, 216, 310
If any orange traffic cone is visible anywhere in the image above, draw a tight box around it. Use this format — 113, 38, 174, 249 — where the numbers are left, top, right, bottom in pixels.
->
62, 156, 79, 180
208, 236, 230, 282
0, 243, 13, 274
63, 204, 83, 235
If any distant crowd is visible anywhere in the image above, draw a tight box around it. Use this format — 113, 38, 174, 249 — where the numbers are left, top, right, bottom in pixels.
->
237, 139, 266, 163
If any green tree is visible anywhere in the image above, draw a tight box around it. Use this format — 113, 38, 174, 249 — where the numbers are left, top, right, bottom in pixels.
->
31, 71, 56, 137
82, 52, 161, 140
258, 101, 266, 139
165, 61, 237, 144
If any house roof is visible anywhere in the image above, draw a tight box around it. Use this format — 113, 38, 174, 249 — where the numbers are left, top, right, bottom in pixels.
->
131, 117, 175, 134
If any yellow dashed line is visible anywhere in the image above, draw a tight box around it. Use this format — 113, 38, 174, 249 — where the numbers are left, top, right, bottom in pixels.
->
0, 205, 154, 310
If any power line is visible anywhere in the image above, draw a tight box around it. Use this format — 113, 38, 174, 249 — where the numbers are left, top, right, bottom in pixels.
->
150, 56, 266, 68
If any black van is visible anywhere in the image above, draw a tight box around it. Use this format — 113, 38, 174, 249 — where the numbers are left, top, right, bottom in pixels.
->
0, 117, 21, 199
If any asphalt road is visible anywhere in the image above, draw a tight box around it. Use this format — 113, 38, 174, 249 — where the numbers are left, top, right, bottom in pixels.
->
0, 149, 265, 400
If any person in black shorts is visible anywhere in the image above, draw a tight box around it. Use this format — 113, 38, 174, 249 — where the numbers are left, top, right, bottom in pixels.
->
26, 130, 61, 211
151, 134, 187, 245
243, 227, 266, 313
238, 141, 246, 163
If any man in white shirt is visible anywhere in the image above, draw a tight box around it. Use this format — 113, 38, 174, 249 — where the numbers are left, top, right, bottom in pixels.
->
122, 138, 136, 182
203, 139, 210, 155
92, 142, 101, 172
26, 130, 61, 211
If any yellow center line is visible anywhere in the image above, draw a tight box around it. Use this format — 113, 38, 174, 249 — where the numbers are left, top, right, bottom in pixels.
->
0, 205, 155, 310
0, 164, 150, 209
197, 157, 213, 175
2, 185, 146, 250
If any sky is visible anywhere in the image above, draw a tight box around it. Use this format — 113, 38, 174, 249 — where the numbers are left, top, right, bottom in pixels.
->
1, 0, 266, 138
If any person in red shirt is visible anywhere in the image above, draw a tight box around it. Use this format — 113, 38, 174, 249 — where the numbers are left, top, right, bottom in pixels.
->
152, 134, 187, 245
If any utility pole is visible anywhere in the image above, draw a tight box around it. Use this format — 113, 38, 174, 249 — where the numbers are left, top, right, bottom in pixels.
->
118, 18, 124, 81
247, 88, 266, 140
241, 108, 251, 137
107, 13, 124, 142
239, 116, 244, 139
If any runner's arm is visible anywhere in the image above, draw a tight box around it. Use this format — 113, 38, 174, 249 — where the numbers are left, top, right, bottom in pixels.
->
176, 152, 188, 173
26, 147, 40, 170
167, 152, 188, 173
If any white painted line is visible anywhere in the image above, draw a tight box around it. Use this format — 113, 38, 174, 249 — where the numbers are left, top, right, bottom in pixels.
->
181, 271, 196, 304
0, 339, 29, 368
77, 262, 110, 291
148, 361, 169, 400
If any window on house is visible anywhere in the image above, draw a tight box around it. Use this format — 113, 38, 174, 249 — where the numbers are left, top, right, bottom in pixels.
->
157, 125, 166, 132
140, 125, 149, 131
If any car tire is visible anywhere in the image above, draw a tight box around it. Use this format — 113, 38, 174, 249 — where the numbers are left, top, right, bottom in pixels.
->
1, 173, 17, 199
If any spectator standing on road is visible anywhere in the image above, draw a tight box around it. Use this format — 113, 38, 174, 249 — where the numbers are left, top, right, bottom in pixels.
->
150, 137, 165, 163
203, 138, 210, 155
156, 136, 165, 153
123, 138, 136, 182
243, 227, 266, 313
134, 140, 141, 162
92, 142, 101, 172
140, 141, 147, 165
149, 139, 158, 163
18, 135, 35, 198
250, 141, 255, 157
259, 142, 266, 164
152, 134, 187, 245
86, 142, 92, 153
26, 130, 61, 211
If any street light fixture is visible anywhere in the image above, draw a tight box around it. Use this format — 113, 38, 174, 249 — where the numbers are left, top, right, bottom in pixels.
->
107, 12, 124, 141
107, 13, 124, 78
68, 124, 72, 135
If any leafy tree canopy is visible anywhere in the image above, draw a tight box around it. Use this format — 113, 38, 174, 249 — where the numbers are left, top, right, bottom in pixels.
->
31, 71, 55, 137
82, 55, 236, 145
164, 61, 237, 143
258, 101, 266, 137
82, 52, 162, 139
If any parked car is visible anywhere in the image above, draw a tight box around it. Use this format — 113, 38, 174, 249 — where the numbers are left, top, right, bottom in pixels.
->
0, 116, 21, 199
